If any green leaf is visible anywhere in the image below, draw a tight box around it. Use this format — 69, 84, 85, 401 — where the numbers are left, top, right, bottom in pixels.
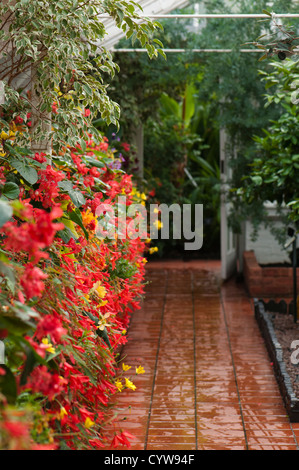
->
58, 181, 85, 207
0, 199, 13, 227
56, 227, 76, 243
68, 189, 86, 208
160, 92, 180, 118
84, 156, 106, 168
2, 182, 20, 199
10, 158, 38, 185
183, 83, 196, 126
251, 176, 263, 185
68, 208, 89, 239
258, 53, 268, 62
262, 9, 272, 17
58, 180, 73, 192
19, 348, 36, 386
96, 326, 112, 349
0, 365, 17, 404
80, 139, 86, 153
0, 260, 15, 293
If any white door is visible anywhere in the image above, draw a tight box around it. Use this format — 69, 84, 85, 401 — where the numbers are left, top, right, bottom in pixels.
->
220, 128, 237, 280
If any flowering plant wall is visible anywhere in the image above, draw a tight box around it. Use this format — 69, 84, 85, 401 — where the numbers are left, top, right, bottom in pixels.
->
0, 122, 148, 450
0, 0, 165, 450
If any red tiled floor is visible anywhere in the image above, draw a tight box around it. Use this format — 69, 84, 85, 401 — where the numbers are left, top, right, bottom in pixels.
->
104, 260, 299, 451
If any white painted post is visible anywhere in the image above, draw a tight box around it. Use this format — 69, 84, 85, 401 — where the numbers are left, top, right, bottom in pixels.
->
30, 64, 52, 157
133, 124, 144, 179
0, 340, 5, 364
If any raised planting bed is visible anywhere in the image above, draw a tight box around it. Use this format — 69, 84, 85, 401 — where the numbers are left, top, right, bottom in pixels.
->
254, 298, 299, 422
244, 250, 299, 298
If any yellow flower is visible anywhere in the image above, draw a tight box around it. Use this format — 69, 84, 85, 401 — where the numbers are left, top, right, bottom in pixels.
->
135, 365, 145, 375
122, 363, 131, 372
96, 282, 107, 299
125, 378, 136, 391
0, 129, 16, 140
155, 220, 163, 230
82, 209, 96, 228
41, 338, 55, 354
0, 131, 9, 140
149, 247, 158, 254
97, 312, 110, 330
115, 379, 123, 392
84, 417, 95, 429
59, 407, 68, 419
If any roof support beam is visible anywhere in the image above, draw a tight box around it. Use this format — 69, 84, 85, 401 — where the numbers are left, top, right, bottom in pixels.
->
99, 13, 299, 19
111, 48, 263, 53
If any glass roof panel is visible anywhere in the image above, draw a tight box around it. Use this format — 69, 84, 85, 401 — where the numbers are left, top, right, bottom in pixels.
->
99, 0, 190, 49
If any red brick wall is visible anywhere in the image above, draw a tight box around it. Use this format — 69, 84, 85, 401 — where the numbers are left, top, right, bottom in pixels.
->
243, 250, 299, 298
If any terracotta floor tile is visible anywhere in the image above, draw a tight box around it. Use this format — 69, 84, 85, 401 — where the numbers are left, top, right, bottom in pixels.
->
247, 444, 298, 450
197, 430, 246, 445
289, 422, 299, 429
151, 398, 196, 410
246, 429, 295, 440
149, 408, 195, 420
155, 365, 194, 376
237, 377, 279, 387
198, 444, 247, 450
196, 403, 243, 418
147, 436, 196, 447
153, 378, 195, 388
245, 421, 292, 431
242, 404, 289, 417
196, 391, 239, 403
247, 436, 298, 446
147, 421, 195, 429
146, 443, 197, 450
147, 428, 196, 439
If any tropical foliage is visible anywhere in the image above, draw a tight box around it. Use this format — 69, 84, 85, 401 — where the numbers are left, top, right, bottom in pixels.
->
237, 57, 299, 230
229, 9, 299, 241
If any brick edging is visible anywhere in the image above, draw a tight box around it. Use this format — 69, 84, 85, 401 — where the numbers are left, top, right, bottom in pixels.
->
254, 299, 299, 422
243, 251, 299, 297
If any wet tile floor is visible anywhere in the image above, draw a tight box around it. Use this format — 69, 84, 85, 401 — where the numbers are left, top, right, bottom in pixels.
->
107, 260, 299, 450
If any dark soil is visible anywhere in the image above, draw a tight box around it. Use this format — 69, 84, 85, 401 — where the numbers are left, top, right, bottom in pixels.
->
268, 311, 299, 396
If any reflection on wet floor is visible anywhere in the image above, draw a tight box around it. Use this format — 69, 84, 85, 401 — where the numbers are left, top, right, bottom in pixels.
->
106, 260, 299, 450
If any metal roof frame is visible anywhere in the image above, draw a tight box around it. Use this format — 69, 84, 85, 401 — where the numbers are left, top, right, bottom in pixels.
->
99, 6, 299, 52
